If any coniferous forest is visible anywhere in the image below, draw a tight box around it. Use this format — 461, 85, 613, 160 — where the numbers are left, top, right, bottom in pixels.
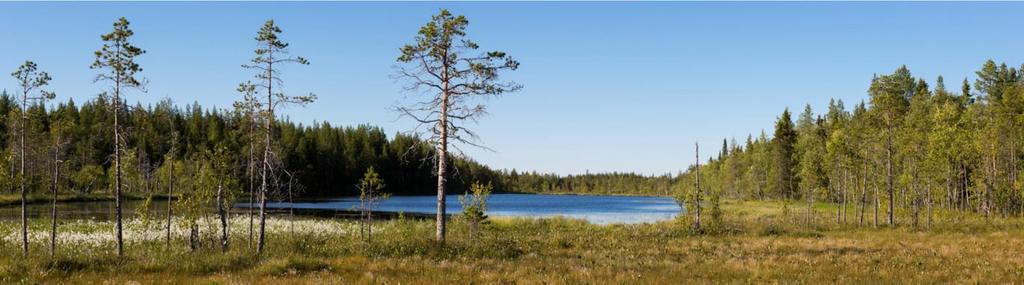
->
0, 92, 495, 198
0, 91, 675, 198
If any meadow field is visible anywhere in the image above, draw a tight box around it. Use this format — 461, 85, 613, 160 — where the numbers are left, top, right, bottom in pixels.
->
1, 200, 1022, 284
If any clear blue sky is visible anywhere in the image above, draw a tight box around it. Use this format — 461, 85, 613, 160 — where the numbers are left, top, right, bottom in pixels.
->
1, 2, 1022, 175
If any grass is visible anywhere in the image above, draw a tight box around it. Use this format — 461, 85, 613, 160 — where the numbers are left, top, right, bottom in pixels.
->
0, 199, 1022, 284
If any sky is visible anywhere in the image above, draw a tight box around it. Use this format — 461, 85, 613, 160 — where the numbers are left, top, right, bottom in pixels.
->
1, 2, 1023, 176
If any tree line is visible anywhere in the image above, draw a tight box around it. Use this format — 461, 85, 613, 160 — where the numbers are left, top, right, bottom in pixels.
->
680, 61, 1024, 228
0, 92, 511, 198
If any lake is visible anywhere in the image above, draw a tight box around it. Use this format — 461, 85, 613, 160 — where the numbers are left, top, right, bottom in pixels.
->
264, 194, 682, 225
0, 199, 161, 221
1, 194, 683, 225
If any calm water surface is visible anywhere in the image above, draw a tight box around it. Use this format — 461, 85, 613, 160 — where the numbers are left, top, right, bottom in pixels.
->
1, 194, 683, 225
0, 199, 163, 221
265, 194, 682, 225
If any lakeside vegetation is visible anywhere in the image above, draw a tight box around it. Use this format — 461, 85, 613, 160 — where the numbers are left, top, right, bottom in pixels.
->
2, 199, 1022, 283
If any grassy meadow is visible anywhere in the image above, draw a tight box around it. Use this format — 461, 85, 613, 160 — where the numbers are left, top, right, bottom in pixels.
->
1, 200, 1022, 284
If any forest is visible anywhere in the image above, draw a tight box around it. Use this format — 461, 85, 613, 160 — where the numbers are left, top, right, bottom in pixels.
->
0, 91, 672, 198
680, 61, 1024, 227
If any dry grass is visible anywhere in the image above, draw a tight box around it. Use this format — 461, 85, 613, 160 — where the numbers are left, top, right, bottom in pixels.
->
1, 200, 1022, 284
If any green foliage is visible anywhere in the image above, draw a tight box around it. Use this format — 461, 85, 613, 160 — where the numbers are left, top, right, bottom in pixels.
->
358, 166, 386, 203
245, 19, 316, 107
394, 9, 521, 147
684, 59, 1024, 222
11, 61, 56, 101
91, 17, 145, 90
357, 166, 387, 241
459, 181, 492, 237
70, 164, 104, 194
771, 108, 798, 199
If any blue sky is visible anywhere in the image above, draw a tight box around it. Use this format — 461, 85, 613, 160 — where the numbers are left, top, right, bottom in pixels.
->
1, 2, 1022, 175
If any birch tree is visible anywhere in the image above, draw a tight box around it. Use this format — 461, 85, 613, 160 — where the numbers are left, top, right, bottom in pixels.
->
11, 60, 56, 256
394, 10, 521, 243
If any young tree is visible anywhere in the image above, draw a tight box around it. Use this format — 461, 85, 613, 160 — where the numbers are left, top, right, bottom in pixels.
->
178, 158, 207, 251
459, 181, 491, 239
394, 10, 521, 243
242, 19, 316, 253
357, 166, 387, 242
11, 60, 56, 256
90, 17, 146, 257
232, 81, 261, 249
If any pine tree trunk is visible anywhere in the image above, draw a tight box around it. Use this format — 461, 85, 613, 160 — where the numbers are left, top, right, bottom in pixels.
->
257, 57, 274, 254
189, 221, 198, 252
694, 143, 701, 231
114, 80, 124, 257
248, 127, 255, 249
288, 179, 294, 235
807, 188, 814, 226
986, 154, 995, 219
886, 134, 894, 227
843, 168, 849, 224
166, 155, 173, 246
435, 63, 450, 244
218, 183, 228, 251
366, 197, 370, 242
874, 185, 879, 228
927, 182, 933, 228
20, 98, 28, 257
858, 179, 865, 226
50, 144, 59, 257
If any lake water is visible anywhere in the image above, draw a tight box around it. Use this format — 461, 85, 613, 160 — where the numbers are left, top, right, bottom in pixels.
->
1, 194, 683, 225
0, 199, 162, 221
265, 194, 683, 225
